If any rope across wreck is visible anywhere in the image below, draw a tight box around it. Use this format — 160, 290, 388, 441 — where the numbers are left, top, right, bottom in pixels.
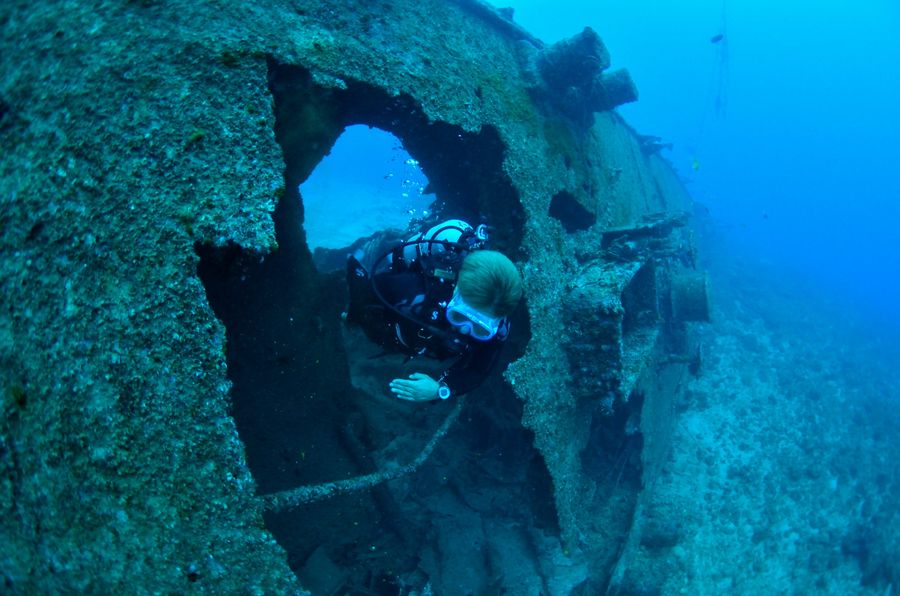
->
260, 399, 465, 512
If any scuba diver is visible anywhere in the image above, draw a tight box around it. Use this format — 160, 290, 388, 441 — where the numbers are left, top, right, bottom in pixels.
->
344, 220, 523, 402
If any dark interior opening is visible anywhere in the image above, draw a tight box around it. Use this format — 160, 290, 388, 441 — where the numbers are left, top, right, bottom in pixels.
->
548, 190, 596, 233
580, 390, 644, 490
621, 262, 658, 336
194, 60, 556, 593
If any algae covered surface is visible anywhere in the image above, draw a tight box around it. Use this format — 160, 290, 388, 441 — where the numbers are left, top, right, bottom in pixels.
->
0, 1, 682, 591
5, 0, 893, 594
0, 0, 298, 592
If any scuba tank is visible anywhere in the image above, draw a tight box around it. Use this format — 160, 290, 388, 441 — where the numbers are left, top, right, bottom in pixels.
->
369, 220, 490, 348
390, 219, 489, 278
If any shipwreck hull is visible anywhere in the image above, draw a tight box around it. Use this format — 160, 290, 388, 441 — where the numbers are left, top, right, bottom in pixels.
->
0, 0, 705, 592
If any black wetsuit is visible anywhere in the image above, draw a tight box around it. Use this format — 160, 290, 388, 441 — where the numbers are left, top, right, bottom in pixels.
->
345, 255, 507, 397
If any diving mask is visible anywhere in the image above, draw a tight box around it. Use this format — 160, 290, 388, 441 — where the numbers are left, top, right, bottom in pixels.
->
445, 291, 502, 341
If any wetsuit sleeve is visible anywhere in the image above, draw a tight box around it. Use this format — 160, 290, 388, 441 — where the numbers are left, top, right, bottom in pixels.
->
439, 338, 504, 397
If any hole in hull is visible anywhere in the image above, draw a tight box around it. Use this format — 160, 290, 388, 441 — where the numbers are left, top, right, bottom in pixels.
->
193, 61, 557, 592
301, 125, 434, 253
549, 190, 596, 232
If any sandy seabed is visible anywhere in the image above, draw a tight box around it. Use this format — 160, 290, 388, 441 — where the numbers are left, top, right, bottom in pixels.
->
646, 239, 899, 594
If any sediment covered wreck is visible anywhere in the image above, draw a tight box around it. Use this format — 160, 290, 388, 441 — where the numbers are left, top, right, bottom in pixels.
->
0, 0, 708, 592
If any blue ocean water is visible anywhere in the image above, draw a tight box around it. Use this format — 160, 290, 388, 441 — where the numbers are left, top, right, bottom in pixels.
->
508, 0, 900, 334
301, 126, 433, 248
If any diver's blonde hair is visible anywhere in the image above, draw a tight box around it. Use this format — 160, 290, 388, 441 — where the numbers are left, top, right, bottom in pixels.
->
456, 250, 523, 318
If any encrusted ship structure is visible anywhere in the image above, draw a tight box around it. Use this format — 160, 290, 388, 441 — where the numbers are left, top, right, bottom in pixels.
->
1, 0, 708, 592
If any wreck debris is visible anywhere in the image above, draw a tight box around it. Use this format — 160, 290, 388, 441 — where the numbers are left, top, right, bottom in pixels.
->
565, 261, 659, 407
602, 212, 689, 241
591, 67, 640, 112
452, 6, 638, 122
520, 27, 638, 125
637, 134, 674, 155
602, 212, 692, 264
670, 269, 711, 322
537, 26, 611, 89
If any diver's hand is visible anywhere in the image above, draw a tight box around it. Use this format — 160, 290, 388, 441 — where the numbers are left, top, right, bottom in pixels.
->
390, 373, 440, 401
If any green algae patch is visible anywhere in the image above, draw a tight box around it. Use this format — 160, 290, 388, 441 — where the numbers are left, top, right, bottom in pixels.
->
184, 127, 207, 148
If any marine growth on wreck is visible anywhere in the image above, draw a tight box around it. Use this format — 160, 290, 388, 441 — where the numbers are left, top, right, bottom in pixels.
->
1, 1, 709, 593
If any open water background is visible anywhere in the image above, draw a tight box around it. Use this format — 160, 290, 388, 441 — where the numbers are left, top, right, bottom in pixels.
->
509, 0, 900, 335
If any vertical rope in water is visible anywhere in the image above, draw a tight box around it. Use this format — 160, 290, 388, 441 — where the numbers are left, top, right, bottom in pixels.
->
714, 0, 730, 121
694, 0, 730, 171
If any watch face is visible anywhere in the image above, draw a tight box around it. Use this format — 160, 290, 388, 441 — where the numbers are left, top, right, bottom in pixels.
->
438, 386, 451, 399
